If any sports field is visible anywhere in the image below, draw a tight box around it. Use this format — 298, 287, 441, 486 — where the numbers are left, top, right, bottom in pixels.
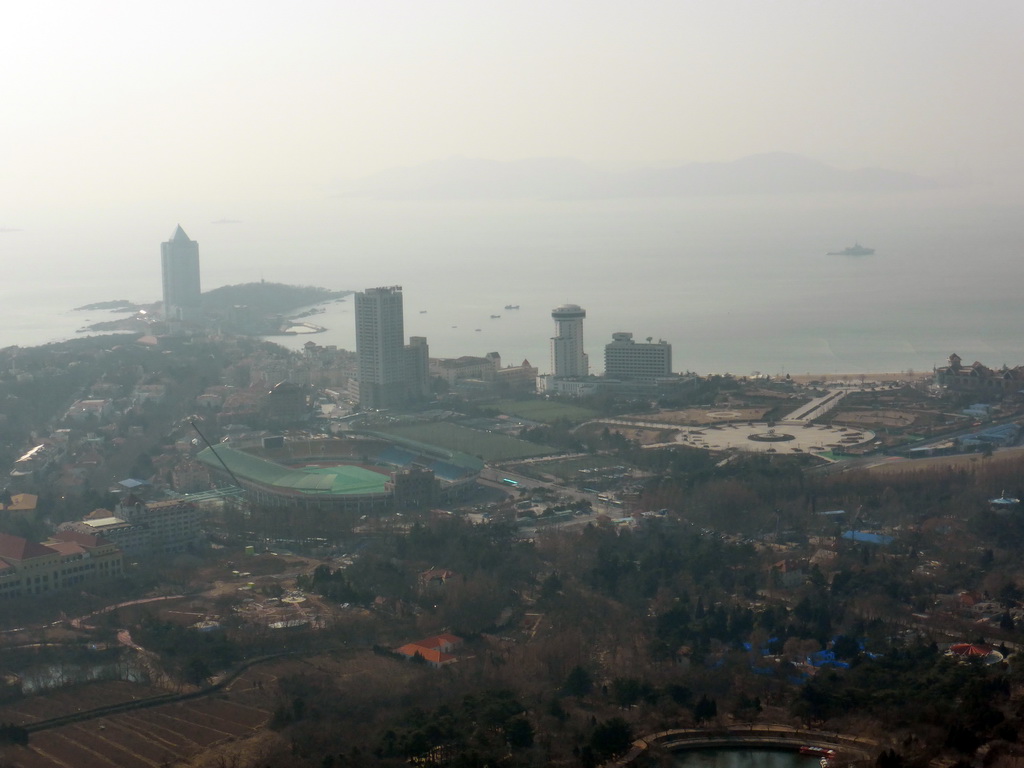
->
197, 445, 390, 495
492, 399, 598, 424
372, 422, 557, 462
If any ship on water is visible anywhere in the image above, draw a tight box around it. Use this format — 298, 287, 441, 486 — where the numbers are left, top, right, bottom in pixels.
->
828, 242, 875, 256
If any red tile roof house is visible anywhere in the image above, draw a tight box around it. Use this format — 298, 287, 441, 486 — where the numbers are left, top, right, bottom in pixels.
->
419, 633, 463, 653
394, 634, 463, 669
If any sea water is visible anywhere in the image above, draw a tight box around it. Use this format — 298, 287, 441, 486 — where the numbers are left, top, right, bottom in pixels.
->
2, 190, 1021, 376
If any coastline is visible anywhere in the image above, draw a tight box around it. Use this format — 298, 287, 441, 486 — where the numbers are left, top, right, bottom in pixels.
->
788, 372, 929, 385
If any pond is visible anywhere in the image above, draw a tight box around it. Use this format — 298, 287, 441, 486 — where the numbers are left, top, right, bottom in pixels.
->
671, 748, 824, 768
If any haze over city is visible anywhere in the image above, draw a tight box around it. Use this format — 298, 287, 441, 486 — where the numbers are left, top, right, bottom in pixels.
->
3, 1, 1022, 207
5, 5, 1024, 764
2, 1, 1023, 373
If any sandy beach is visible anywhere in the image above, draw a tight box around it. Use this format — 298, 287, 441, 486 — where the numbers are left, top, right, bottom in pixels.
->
788, 372, 930, 385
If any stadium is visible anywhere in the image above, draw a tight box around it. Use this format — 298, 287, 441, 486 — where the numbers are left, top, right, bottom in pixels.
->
196, 435, 484, 515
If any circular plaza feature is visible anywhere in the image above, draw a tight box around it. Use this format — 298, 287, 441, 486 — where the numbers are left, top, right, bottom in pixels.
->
747, 428, 796, 443
676, 421, 875, 455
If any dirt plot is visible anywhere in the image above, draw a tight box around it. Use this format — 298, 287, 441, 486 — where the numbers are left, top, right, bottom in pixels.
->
832, 408, 919, 428
0, 670, 274, 768
0, 681, 168, 724
610, 427, 671, 445
577, 423, 672, 446
0, 652, 430, 768
2, 698, 271, 767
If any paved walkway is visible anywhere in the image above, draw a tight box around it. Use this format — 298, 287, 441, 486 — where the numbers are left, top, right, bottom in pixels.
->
781, 389, 849, 423
595, 416, 874, 455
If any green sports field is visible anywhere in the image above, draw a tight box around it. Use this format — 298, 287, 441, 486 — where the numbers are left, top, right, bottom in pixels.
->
491, 399, 598, 424
372, 422, 557, 462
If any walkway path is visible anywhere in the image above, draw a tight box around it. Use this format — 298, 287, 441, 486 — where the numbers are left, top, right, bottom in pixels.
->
590, 415, 873, 456
781, 389, 848, 423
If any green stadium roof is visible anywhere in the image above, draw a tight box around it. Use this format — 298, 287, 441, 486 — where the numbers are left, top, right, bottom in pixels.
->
196, 445, 390, 496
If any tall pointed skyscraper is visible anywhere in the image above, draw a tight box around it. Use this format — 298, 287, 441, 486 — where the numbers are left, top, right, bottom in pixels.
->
160, 225, 201, 322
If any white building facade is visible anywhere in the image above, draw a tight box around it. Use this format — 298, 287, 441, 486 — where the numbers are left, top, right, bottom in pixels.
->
550, 304, 588, 378
604, 332, 672, 379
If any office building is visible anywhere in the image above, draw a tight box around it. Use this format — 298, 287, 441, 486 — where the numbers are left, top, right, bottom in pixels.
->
550, 304, 588, 378
404, 336, 431, 400
355, 286, 429, 409
160, 225, 202, 322
604, 332, 672, 379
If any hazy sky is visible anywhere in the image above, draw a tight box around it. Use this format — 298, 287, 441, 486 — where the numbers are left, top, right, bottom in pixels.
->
2, 0, 1022, 214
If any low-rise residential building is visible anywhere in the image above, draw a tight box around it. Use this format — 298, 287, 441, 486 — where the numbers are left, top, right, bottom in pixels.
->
65, 399, 115, 423
430, 353, 501, 386
132, 383, 167, 405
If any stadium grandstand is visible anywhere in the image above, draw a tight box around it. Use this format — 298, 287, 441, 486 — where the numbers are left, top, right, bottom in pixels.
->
196, 435, 482, 515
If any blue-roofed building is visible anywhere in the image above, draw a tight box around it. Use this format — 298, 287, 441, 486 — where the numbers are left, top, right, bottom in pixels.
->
377, 446, 418, 468
959, 423, 1020, 450
841, 530, 894, 546
430, 460, 472, 483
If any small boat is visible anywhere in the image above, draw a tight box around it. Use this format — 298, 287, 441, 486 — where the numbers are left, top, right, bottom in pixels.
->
419, 310, 427, 314
827, 243, 874, 256
504, 304, 520, 310
490, 314, 501, 319
475, 328, 481, 332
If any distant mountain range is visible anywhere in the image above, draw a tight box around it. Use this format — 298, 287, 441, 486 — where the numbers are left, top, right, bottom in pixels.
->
337, 153, 941, 200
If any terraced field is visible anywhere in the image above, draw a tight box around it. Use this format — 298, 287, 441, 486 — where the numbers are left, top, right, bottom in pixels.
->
0, 666, 277, 768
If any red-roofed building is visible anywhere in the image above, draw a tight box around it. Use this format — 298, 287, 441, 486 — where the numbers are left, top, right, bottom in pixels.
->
395, 643, 457, 669
0, 530, 122, 600
394, 633, 463, 668
417, 633, 463, 653
0, 533, 56, 562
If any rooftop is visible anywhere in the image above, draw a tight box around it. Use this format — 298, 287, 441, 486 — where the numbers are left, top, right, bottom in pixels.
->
196, 445, 391, 496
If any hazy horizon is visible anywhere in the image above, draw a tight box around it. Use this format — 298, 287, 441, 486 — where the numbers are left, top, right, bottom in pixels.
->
4, 189, 1022, 380
2, 1, 1022, 373
2, 1, 1023, 214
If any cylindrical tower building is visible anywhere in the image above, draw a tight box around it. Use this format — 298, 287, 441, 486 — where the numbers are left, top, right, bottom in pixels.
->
550, 304, 588, 377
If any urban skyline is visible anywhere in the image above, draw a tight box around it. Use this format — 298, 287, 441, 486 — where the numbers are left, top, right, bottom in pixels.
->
155, 226, 680, 386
